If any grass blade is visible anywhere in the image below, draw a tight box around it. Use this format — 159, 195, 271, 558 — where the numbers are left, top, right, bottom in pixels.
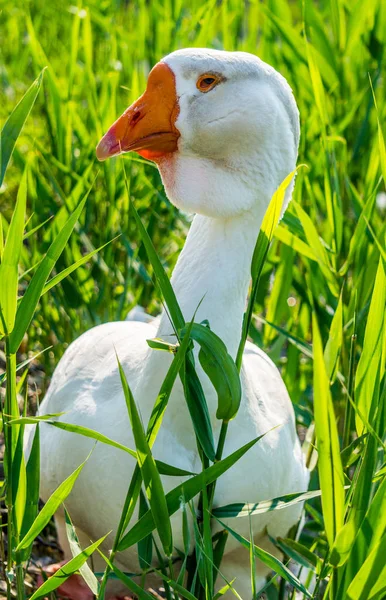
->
0, 70, 44, 187
9, 183, 93, 353
312, 312, 345, 547
324, 289, 343, 381
355, 257, 386, 434
16, 448, 92, 551
182, 322, 241, 421
118, 429, 272, 551
345, 533, 386, 600
19, 424, 40, 559
64, 507, 99, 595
212, 489, 324, 518
41, 238, 118, 295
30, 533, 108, 600
214, 517, 311, 598
236, 168, 301, 370
181, 357, 216, 462
0, 167, 27, 334
117, 354, 173, 557
98, 550, 161, 600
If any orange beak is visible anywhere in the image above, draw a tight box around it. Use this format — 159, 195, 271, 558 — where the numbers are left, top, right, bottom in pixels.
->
96, 62, 180, 162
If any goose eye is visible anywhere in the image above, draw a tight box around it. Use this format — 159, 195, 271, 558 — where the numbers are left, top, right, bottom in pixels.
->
196, 73, 221, 93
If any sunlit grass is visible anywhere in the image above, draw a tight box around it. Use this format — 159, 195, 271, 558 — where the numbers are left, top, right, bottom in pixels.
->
0, 0, 385, 598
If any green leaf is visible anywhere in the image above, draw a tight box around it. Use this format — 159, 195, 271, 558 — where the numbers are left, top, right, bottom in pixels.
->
274, 537, 320, 572
146, 319, 194, 448
339, 187, 378, 276
64, 507, 99, 595
305, 41, 328, 134
212, 489, 323, 518
251, 170, 298, 281
9, 183, 92, 353
151, 564, 200, 600
332, 474, 386, 573
97, 550, 159, 600
324, 289, 343, 381
0, 167, 27, 334
345, 532, 386, 600
10, 416, 137, 455
29, 533, 108, 600
369, 76, 386, 189
109, 323, 195, 566
118, 430, 271, 551
12, 422, 27, 536
0, 346, 53, 386
155, 461, 196, 477
312, 313, 345, 547
146, 337, 179, 352
0, 212, 3, 261
254, 315, 313, 358
293, 201, 339, 296
16, 449, 92, 551
137, 490, 153, 571
202, 484, 214, 594
355, 257, 386, 434
181, 322, 241, 421
117, 355, 173, 556
8, 413, 66, 424
181, 356, 216, 462
0, 70, 44, 187
41, 237, 118, 295
213, 578, 237, 599
213, 529, 228, 586
236, 168, 301, 370
214, 517, 311, 598
19, 424, 40, 559
274, 224, 318, 262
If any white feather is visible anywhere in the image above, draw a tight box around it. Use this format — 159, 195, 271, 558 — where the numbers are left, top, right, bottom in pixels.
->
29, 48, 309, 598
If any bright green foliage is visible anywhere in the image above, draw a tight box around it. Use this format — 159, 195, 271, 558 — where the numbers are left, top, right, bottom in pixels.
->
29, 533, 109, 600
0, 168, 27, 334
16, 449, 92, 552
182, 322, 241, 421
118, 354, 174, 557
118, 432, 269, 551
0, 0, 385, 599
312, 313, 345, 547
0, 70, 44, 187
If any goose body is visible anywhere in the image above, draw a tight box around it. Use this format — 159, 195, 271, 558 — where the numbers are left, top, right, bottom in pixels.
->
34, 49, 309, 598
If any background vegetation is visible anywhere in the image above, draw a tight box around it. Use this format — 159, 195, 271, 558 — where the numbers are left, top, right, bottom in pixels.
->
0, 0, 385, 599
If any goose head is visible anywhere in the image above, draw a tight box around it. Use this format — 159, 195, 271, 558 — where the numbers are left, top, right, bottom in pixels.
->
96, 48, 299, 218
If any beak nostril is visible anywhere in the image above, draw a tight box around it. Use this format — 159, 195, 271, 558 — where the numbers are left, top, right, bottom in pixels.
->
131, 111, 141, 125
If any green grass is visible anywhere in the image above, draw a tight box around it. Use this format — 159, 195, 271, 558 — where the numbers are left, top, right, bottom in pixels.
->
0, 0, 385, 598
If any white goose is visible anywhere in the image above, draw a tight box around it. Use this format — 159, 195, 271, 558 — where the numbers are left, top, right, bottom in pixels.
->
35, 48, 309, 598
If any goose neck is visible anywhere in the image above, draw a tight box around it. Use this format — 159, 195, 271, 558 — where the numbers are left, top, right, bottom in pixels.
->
157, 208, 265, 358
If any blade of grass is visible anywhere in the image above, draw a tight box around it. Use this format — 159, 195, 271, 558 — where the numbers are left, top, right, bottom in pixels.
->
214, 517, 311, 598
0, 70, 45, 187
118, 429, 273, 551
64, 507, 99, 595
212, 489, 324, 518
29, 533, 108, 600
9, 182, 94, 353
16, 448, 93, 551
117, 354, 173, 557
0, 168, 27, 334
312, 312, 345, 547
181, 322, 241, 421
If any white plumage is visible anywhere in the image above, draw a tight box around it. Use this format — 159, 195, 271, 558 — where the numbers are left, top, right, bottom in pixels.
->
30, 48, 309, 598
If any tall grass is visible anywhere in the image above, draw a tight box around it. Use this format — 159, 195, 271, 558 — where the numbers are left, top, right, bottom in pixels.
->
0, 0, 385, 599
